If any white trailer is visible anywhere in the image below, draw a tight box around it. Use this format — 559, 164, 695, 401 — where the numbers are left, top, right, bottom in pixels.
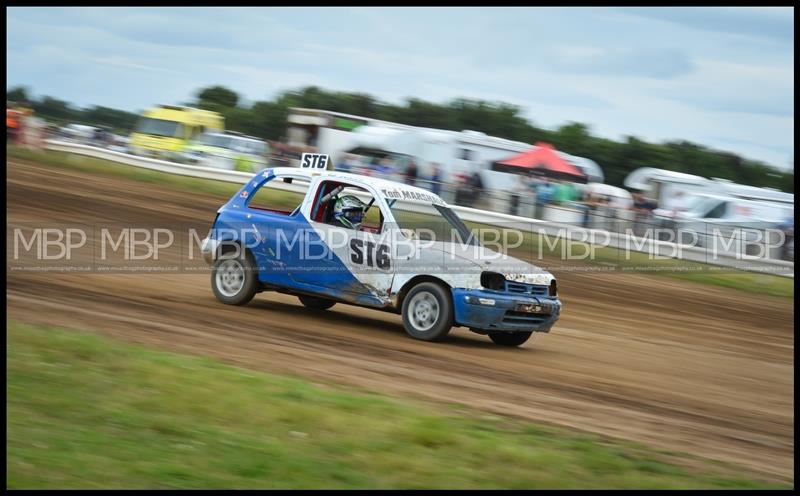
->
624, 167, 794, 210
341, 125, 604, 188
662, 193, 794, 258
285, 108, 605, 189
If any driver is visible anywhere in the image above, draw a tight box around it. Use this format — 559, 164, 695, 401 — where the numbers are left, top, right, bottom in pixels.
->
331, 194, 367, 230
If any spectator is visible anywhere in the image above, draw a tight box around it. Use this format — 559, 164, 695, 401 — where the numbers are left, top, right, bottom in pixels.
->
523, 175, 539, 217
566, 181, 578, 203
359, 156, 375, 176
509, 175, 530, 216
378, 157, 395, 176
405, 159, 418, 187
631, 191, 657, 236
632, 192, 655, 213
575, 183, 588, 203
551, 180, 563, 205
15, 101, 35, 147
430, 162, 442, 197
535, 178, 553, 218
582, 193, 598, 228
553, 179, 577, 205
452, 171, 470, 205
7, 103, 21, 143
336, 153, 354, 173
778, 216, 794, 261
469, 170, 485, 209
658, 190, 689, 240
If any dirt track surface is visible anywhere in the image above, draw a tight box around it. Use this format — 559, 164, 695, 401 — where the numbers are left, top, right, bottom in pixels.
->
6, 159, 795, 482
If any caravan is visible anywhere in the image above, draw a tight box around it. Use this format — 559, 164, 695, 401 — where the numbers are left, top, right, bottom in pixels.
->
285, 107, 604, 198
656, 192, 793, 257
341, 125, 604, 198
624, 167, 793, 211
671, 193, 792, 226
627, 167, 793, 258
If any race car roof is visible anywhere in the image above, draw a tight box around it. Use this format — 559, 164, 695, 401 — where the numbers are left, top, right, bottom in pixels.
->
267, 167, 448, 206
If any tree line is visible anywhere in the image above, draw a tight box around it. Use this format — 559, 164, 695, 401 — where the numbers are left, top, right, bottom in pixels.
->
7, 84, 793, 193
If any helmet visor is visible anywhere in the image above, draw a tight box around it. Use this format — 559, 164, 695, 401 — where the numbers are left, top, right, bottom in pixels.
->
343, 208, 364, 223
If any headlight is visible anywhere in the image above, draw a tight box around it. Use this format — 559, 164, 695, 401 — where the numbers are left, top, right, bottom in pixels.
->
549, 279, 558, 297
465, 295, 496, 306
507, 273, 548, 285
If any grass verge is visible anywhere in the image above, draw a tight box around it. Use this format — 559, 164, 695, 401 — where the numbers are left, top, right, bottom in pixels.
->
7, 146, 793, 298
6, 320, 785, 489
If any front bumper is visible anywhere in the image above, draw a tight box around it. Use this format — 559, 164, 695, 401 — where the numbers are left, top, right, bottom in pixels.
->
201, 237, 220, 265
130, 146, 183, 162
451, 288, 561, 333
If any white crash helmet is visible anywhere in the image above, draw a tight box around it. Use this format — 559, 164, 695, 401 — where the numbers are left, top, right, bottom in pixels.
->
332, 194, 366, 229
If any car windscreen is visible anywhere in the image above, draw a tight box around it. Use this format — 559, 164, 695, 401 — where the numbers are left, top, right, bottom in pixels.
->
685, 196, 722, 217
389, 200, 478, 246
135, 117, 183, 138
198, 134, 235, 149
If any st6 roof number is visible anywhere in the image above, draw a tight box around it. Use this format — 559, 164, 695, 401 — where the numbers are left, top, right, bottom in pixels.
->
300, 153, 330, 169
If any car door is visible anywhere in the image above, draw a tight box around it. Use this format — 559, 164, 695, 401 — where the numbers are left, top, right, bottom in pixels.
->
295, 179, 395, 307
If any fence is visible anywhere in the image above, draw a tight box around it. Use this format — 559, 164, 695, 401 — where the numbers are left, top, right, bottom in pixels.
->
39, 139, 794, 277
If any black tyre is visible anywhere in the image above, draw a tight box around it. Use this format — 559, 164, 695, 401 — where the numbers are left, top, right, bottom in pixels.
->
211, 249, 259, 306
401, 282, 453, 341
489, 331, 533, 347
298, 295, 336, 311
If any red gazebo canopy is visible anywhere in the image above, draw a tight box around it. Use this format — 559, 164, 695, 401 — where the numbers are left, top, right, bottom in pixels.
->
492, 142, 587, 183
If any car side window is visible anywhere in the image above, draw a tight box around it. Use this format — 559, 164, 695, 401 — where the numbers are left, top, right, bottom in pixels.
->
312, 180, 383, 233
248, 176, 310, 215
705, 201, 727, 219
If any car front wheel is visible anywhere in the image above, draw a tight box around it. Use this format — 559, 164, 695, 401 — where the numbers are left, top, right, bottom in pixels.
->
401, 282, 453, 341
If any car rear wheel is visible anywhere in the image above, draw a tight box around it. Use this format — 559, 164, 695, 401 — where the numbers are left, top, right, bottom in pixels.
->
298, 295, 336, 311
489, 331, 533, 347
401, 282, 453, 341
211, 249, 259, 306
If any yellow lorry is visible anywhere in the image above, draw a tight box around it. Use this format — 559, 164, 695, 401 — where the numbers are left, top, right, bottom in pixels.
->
128, 105, 224, 160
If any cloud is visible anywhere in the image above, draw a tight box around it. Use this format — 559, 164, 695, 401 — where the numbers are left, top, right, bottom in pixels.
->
207, 64, 333, 98
618, 7, 793, 44
89, 56, 181, 75
5, 6, 794, 170
547, 47, 695, 79
649, 58, 794, 118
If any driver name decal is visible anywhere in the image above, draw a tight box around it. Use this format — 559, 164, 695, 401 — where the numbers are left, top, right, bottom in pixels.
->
381, 188, 444, 205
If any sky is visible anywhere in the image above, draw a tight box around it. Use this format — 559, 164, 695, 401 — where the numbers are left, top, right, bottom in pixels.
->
6, 6, 795, 171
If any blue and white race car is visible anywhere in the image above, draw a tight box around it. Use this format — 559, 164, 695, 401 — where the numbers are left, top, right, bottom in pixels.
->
201, 154, 561, 346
